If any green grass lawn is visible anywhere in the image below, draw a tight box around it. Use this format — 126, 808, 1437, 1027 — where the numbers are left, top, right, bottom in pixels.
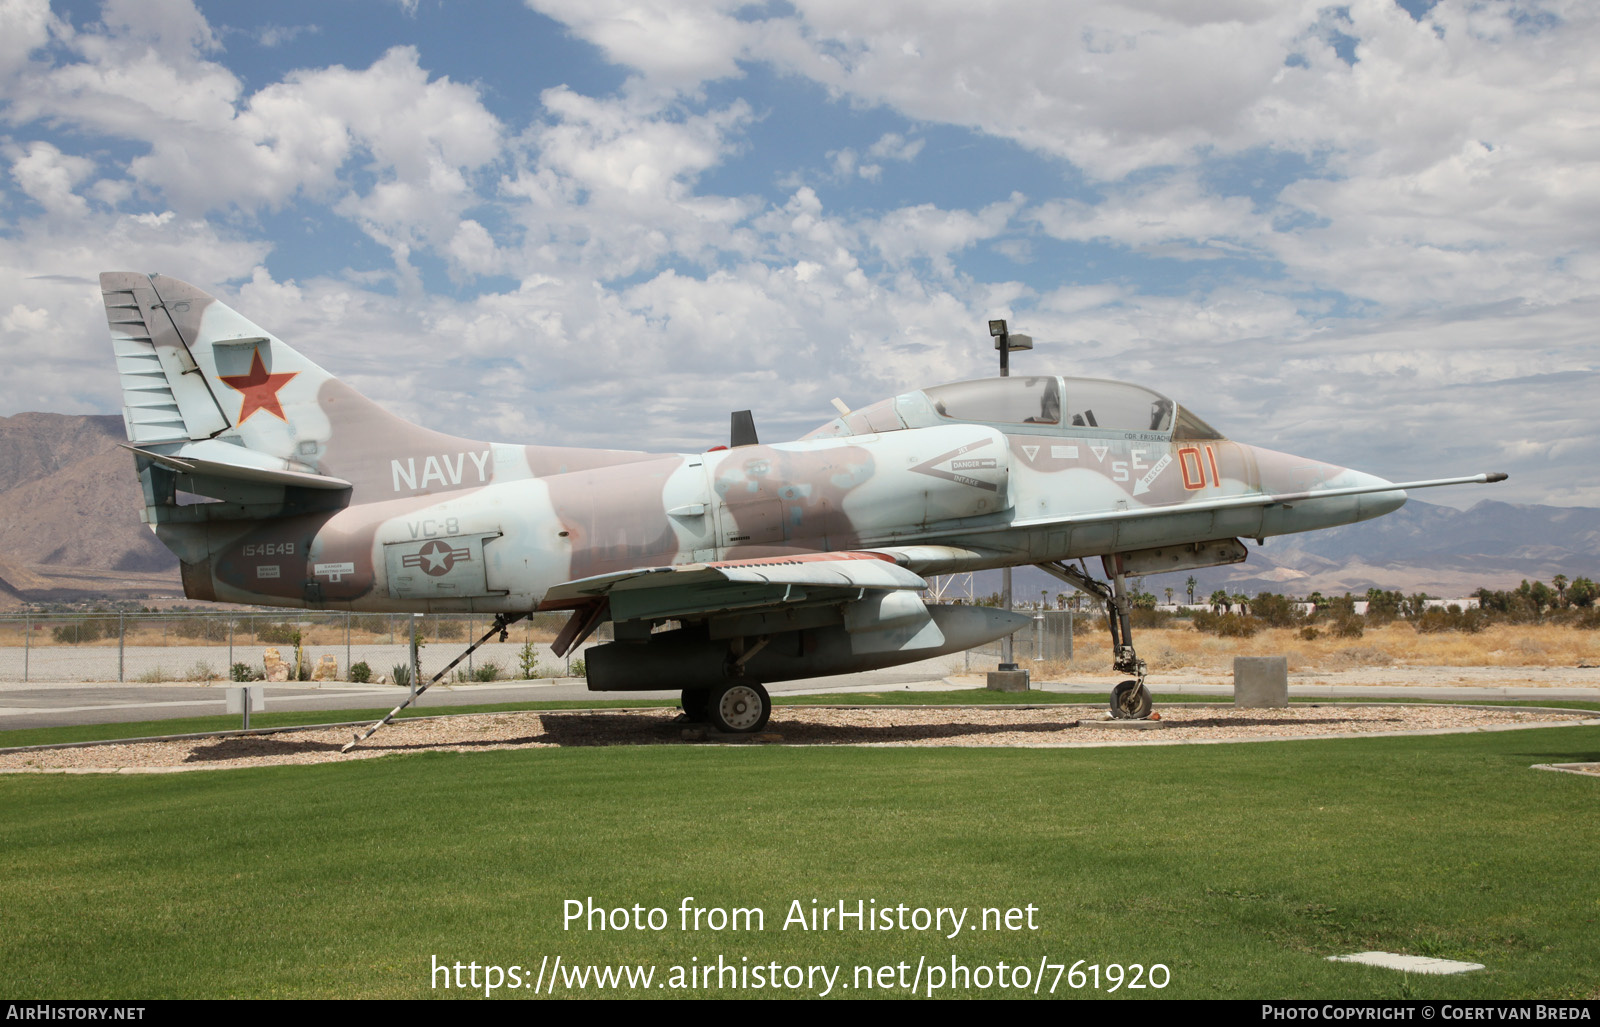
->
2, 725, 1596, 999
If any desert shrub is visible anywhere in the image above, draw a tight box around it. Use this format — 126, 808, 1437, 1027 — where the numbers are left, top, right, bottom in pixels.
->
472, 661, 503, 682
1252, 593, 1303, 628
518, 642, 539, 679
392, 664, 411, 687
428, 618, 466, 641
173, 617, 231, 641
349, 661, 372, 683
1331, 616, 1365, 639
568, 658, 586, 677
1190, 611, 1261, 637
230, 662, 261, 682
51, 620, 107, 643
1300, 626, 1320, 641
349, 614, 396, 635
1129, 607, 1175, 629
256, 622, 301, 645
1413, 605, 1487, 634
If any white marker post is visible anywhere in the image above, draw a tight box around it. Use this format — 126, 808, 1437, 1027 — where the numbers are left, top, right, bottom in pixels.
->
227, 684, 264, 730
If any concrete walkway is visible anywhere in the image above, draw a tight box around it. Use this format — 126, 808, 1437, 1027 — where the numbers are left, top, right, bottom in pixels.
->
2, 657, 1597, 732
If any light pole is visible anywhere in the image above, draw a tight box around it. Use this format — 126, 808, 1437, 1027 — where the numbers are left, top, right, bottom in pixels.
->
988, 319, 1032, 672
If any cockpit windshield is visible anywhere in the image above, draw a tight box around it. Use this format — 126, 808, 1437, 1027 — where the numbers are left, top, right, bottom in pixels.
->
925, 377, 1061, 425
1063, 380, 1172, 433
926, 377, 1175, 433
801, 375, 1225, 440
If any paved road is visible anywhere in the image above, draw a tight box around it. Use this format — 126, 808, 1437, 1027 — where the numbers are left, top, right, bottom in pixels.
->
2, 659, 1596, 733
0, 655, 973, 731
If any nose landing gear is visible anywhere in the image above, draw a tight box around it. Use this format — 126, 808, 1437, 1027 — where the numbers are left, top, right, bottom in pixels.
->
1037, 559, 1153, 720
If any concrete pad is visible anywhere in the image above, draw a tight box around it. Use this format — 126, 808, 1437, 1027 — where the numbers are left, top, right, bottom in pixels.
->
1326, 952, 1484, 974
1234, 656, 1288, 708
986, 669, 1031, 692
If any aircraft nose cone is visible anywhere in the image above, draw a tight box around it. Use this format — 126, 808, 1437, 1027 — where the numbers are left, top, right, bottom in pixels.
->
1251, 445, 1410, 533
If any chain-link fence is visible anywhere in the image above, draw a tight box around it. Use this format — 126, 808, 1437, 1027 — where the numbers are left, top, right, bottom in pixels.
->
957, 609, 1082, 671
0, 607, 1073, 683
0, 612, 610, 683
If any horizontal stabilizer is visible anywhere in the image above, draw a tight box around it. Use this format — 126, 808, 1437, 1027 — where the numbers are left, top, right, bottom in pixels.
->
123, 440, 352, 492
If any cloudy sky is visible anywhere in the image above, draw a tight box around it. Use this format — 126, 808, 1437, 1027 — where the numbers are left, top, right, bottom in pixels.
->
1, 0, 1594, 508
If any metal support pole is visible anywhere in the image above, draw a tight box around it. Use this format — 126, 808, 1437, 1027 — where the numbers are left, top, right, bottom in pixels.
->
999, 320, 1015, 670
409, 615, 422, 698
23, 613, 29, 683
1001, 568, 1015, 669
118, 611, 125, 682
345, 613, 526, 752
228, 617, 234, 674
345, 612, 351, 679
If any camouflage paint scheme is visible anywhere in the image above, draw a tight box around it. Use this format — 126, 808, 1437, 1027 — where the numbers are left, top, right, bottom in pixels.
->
100, 273, 1503, 697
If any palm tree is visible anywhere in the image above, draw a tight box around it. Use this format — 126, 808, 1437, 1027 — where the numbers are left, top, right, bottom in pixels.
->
1186, 575, 1197, 605
1553, 574, 1569, 608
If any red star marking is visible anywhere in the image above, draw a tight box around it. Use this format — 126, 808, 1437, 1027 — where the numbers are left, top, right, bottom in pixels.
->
218, 350, 297, 424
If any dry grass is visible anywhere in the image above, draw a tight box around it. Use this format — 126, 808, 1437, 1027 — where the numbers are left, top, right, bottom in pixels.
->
1025, 621, 1600, 677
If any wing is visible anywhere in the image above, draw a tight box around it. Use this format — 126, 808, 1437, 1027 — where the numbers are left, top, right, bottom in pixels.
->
540, 551, 928, 655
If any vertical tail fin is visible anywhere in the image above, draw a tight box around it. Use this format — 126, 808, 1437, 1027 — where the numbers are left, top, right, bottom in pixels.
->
100, 272, 351, 458
99, 272, 486, 502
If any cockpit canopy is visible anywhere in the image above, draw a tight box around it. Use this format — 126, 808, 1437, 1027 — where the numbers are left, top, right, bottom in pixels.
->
804, 375, 1225, 441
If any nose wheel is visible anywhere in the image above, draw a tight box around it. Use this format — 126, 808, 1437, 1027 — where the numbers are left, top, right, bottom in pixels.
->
1110, 679, 1152, 720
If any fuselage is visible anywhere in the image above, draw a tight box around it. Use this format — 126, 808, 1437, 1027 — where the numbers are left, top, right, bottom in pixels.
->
164, 374, 1404, 612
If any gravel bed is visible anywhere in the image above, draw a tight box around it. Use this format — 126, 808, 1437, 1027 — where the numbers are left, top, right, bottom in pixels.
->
1, 704, 1595, 774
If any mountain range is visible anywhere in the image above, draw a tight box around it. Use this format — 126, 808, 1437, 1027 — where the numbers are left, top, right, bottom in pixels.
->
0, 412, 1589, 607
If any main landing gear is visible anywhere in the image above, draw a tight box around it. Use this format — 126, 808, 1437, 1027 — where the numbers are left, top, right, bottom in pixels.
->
680, 681, 772, 733
1037, 559, 1153, 720
680, 636, 774, 733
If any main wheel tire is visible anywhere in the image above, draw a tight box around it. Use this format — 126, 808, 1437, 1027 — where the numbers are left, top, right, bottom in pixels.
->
708, 681, 771, 733
681, 688, 710, 721
1110, 679, 1152, 720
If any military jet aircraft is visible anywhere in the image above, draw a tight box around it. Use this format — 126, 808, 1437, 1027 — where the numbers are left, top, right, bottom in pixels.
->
99, 272, 1505, 735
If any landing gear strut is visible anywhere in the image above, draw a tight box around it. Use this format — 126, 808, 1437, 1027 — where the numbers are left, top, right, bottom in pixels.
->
1037, 559, 1152, 719
678, 636, 774, 733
